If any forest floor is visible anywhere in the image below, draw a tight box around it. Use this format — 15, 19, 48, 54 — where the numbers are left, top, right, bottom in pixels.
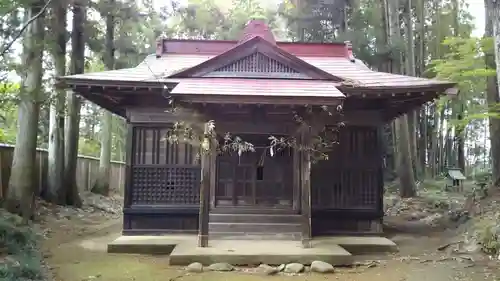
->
39, 182, 500, 281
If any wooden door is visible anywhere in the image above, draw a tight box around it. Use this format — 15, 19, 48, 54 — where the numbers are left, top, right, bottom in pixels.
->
215, 145, 294, 210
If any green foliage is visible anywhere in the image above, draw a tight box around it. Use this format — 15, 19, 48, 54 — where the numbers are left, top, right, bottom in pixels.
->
78, 137, 101, 158
168, 0, 281, 41
431, 37, 495, 91
473, 171, 492, 186
0, 82, 19, 144
430, 37, 497, 131
0, 210, 44, 281
474, 217, 500, 255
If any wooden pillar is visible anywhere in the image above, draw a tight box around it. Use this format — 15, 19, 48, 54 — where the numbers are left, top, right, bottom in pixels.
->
198, 123, 211, 247
300, 127, 312, 248
122, 123, 134, 231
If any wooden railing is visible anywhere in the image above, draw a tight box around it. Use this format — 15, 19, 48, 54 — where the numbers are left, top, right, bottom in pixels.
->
0, 144, 126, 198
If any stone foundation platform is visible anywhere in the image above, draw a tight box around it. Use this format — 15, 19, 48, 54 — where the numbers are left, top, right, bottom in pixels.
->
108, 235, 397, 266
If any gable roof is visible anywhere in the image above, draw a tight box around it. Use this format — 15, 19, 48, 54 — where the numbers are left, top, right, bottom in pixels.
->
58, 52, 454, 93
168, 36, 342, 81
54, 20, 457, 120
56, 17, 456, 110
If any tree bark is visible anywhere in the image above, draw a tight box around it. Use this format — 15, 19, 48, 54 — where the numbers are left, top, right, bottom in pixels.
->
417, 0, 427, 178
429, 0, 442, 178
452, 0, 466, 172
493, 1, 500, 89
93, 0, 115, 196
403, 0, 420, 179
430, 105, 438, 177
377, 0, 396, 179
386, 0, 417, 197
438, 106, 446, 173
397, 115, 417, 197
6, 0, 46, 219
64, 0, 85, 207
485, 0, 500, 186
47, 0, 67, 204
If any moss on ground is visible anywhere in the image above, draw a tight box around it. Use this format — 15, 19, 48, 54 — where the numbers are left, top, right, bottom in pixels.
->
50, 252, 409, 281
0, 209, 44, 281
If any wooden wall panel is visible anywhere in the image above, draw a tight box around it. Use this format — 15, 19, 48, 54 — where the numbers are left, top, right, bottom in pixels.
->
123, 121, 201, 235
310, 125, 384, 235
129, 126, 201, 207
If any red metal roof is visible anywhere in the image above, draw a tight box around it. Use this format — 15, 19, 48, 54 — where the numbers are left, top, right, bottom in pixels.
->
60, 54, 454, 92
60, 20, 455, 95
156, 20, 347, 58
170, 78, 344, 98
168, 36, 343, 81
161, 39, 348, 57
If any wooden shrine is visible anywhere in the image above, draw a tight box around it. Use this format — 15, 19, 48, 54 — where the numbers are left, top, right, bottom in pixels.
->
56, 19, 456, 247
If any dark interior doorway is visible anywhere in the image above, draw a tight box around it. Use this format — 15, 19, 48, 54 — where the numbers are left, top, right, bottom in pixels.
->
215, 134, 294, 210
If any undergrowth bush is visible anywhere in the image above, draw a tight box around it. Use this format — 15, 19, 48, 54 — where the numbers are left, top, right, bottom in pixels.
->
0, 209, 44, 281
474, 216, 500, 255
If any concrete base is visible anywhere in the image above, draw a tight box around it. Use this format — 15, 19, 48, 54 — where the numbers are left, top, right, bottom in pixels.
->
314, 236, 398, 255
107, 235, 194, 255
107, 235, 397, 266
169, 239, 352, 266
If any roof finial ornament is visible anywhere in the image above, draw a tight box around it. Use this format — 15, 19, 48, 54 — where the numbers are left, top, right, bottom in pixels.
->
344, 41, 355, 62
156, 35, 166, 58
238, 18, 276, 45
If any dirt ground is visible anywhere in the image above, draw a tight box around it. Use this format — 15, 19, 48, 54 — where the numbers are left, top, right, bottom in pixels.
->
40, 187, 500, 281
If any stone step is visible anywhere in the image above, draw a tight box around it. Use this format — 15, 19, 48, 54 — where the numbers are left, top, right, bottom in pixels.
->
169, 239, 354, 266
209, 222, 302, 234
209, 232, 302, 240
209, 213, 302, 224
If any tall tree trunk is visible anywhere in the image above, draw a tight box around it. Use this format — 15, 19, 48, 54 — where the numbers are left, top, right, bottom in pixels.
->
438, 106, 446, 173
64, 0, 85, 207
429, 0, 442, 178
416, 0, 427, 178
93, 0, 115, 196
452, 0, 466, 172
430, 105, 438, 177
47, 0, 67, 204
386, 0, 417, 197
493, 1, 500, 88
6, 1, 46, 219
377, 0, 396, 180
403, 0, 420, 179
485, 0, 500, 186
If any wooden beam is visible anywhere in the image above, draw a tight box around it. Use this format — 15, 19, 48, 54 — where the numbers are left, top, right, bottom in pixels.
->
174, 94, 344, 106
292, 142, 300, 212
122, 123, 134, 232
383, 93, 437, 121
216, 121, 295, 135
198, 123, 211, 247
78, 91, 125, 116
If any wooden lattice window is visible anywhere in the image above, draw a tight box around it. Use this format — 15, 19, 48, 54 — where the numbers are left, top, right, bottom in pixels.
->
205, 52, 309, 79
130, 126, 200, 206
131, 166, 200, 205
311, 126, 382, 210
133, 127, 198, 165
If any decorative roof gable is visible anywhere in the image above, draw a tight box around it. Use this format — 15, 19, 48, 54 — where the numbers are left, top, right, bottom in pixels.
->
204, 52, 309, 79
168, 36, 342, 81
167, 19, 344, 81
